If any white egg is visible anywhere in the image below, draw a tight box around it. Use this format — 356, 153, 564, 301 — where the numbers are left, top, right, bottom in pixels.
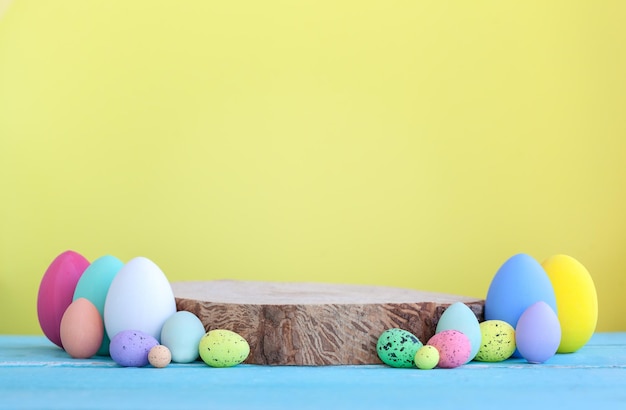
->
103, 257, 176, 342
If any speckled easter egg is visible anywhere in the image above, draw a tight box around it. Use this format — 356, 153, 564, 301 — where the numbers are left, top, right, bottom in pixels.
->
37, 250, 90, 348
474, 320, 516, 362
414, 345, 440, 370
109, 330, 159, 367
198, 329, 250, 368
436, 302, 481, 362
541, 254, 597, 353
148, 345, 172, 368
376, 328, 423, 368
516, 301, 561, 364
427, 330, 471, 369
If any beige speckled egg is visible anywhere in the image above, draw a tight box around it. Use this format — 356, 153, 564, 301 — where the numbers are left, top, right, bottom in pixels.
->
474, 320, 516, 362
148, 345, 172, 368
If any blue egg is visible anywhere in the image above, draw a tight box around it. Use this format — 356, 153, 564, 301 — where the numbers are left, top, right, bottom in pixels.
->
73, 255, 124, 355
485, 253, 557, 328
516, 301, 561, 363
160, 311, 206, 363
436, 302, 481, 362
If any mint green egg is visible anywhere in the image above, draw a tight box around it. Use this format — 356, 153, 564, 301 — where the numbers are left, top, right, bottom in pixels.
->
376, 328, 423, 368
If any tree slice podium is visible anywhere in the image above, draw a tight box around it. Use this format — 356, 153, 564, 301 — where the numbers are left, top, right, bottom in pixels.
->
171, 280, 484, 366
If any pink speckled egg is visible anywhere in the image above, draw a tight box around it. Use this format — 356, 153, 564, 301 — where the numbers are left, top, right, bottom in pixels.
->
427, 330, 471, 369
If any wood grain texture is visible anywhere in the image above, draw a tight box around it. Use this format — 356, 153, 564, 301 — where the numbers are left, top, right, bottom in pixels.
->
172, 280, 484, 365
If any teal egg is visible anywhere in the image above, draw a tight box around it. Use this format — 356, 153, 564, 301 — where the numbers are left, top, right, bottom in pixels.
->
376, 328, 423, 368
160, 311, 206, 363
436, 302, 481, 362
73, 255, 124, 355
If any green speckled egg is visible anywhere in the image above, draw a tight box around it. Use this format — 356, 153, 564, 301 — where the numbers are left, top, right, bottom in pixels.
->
376, 328, 423, 368
414, 345, 439, 369
198, 329, 250, 367
474, 320, 516, 362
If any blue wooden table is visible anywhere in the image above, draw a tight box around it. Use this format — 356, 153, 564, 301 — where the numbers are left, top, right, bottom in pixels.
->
1, 333, 625, 409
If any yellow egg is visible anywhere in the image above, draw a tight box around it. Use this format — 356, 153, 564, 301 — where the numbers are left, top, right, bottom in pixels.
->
541, 254, 598, 353
474, 320, 516, 362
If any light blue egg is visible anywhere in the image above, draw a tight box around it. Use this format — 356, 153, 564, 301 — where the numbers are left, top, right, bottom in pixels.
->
485, 253, 557, 326
436, 302, 481, 362
73, 255, 124, 356
160, 311, 206, 363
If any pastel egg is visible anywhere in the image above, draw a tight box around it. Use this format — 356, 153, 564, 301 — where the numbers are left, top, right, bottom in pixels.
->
198, 329, 250, 368
59, 298, 103, 359
73, 255, 124, 356
376, 328, 423, 368
37, 250, 90, 348
485, 253, 557, 328
541, 254, 597, 353
109, 329, 159, 367
148, 345, 172, 368
474, 320, 516, 362
104, 257, 177, 342
436, 302, 481, 362
427, 330, 471, 368
414, 345, 440, 370
516, 301, 561, 364
160, 311, 206, 363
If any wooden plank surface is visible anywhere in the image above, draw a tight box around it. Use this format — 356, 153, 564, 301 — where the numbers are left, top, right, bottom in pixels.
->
1, 334, 625, 410
171, 280, 485, 365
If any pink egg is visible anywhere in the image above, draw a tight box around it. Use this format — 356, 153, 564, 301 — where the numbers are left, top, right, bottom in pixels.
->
37, 251, 90, 348
427, 330, 471, 368
60, 298, 103, 359
515, 301, 561, 364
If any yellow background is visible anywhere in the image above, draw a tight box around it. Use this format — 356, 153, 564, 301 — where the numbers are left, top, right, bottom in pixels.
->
1, 1, 625, 335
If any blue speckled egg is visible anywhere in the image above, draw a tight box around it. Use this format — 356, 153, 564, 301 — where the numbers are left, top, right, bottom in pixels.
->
376, 328, 423, 368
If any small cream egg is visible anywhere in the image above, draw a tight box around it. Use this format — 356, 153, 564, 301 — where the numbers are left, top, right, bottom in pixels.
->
148, 345, 172, 368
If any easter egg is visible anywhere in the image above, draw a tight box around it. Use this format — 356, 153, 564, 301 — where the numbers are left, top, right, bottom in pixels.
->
541, 254, 597, 353
515, 301, 561, 364
148, 345, 172, 368
199, 329, 250, 368
73, 255, 124, 355
436, 302, 481, 362
474, 320, 516, 362
160, 311, 206, 363
485, 253, 557, 328
414, 345, 439, 370
37, 250, 90, 348
103, 257, 176, 342
427, 329, 471, 368
376, 328, 423, 368
109, 329, 159, 367
59, 298, 103, 359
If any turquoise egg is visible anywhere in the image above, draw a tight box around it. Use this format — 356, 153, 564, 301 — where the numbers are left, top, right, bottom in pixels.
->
73, 255, 124, 355
160, 311, 206, 363
436, 302, 481, 362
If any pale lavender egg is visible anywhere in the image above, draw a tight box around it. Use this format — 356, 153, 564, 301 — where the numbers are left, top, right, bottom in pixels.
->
515, 301, 561, 364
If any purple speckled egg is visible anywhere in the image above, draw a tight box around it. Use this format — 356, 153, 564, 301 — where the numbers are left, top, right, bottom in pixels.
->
109, 330, 159, 367
427, 330, 471, 368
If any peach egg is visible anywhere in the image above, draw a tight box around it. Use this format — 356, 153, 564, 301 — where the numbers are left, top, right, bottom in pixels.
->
60, 298, 103, 359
